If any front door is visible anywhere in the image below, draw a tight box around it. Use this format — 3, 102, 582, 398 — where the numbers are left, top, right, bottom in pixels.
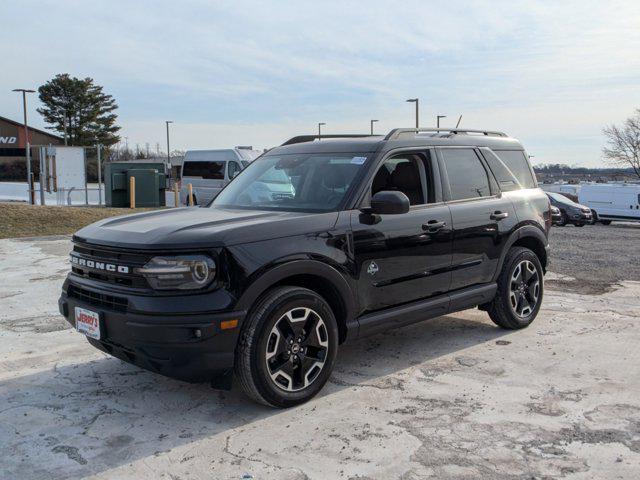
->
351, 151, 453, 313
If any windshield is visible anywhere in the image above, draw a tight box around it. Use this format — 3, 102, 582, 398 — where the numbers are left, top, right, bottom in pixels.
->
547, 192, 579, 206
212, 153, 367, 212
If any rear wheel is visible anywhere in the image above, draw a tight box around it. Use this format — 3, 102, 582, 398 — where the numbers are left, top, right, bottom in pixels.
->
488, 247, 543, 330
235, 286, 338, 408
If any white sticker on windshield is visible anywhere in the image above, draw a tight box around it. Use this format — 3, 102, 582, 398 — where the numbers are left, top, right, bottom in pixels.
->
351, 156, 367, 165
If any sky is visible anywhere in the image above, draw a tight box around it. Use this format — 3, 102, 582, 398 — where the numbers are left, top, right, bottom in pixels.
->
1, 0, 639, 167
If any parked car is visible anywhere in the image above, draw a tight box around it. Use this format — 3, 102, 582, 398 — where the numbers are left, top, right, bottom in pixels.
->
546, 192, 592, 226
180, 147, 261, 205
578, 183, 640, 225
60, 128, 550, 407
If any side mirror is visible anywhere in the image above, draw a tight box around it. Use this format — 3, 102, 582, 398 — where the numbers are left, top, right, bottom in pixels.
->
366, 190, 410, 215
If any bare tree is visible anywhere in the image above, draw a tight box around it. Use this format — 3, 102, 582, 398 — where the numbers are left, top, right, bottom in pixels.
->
602, 109, 640, 178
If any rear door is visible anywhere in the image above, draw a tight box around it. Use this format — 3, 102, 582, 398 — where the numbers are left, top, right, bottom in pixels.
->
351, 149, 452, 312
437, 147, 517, 291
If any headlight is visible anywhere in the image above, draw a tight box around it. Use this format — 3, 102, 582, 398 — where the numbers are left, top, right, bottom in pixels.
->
136, 255, 216, 290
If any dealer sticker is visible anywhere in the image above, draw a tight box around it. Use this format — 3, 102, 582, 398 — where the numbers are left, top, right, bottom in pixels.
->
75, 307, 101, 340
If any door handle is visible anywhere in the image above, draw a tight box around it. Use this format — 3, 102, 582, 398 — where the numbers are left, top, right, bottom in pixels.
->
422, 220, 446, 232
490, 211, 509, 220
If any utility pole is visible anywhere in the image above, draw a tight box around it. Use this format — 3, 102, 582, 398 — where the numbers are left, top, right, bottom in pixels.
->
406, 98, 419, 128
166, 121, 173, 182
437, 115, 446, 128
13, 88, 36, 204
370, 119, 378, 135
318, 122, 326, 139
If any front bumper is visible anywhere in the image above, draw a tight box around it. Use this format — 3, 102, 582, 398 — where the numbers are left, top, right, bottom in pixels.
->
59, 278, 245, 385
570, 211, 592, 224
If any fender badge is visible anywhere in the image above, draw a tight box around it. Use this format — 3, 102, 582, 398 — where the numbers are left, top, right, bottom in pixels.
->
367, 261, 379, 276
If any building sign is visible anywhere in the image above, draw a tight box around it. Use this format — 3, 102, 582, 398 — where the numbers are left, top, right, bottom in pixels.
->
0, 135, 17, 145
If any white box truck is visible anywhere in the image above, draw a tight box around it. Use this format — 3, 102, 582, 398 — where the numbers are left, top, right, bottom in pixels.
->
578, 184, 640, 224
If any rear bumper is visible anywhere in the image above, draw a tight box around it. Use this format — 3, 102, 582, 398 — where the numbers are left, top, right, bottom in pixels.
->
59, 287, 245, 385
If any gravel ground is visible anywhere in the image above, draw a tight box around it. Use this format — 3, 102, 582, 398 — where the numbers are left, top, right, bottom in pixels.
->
547, 222, 640, 294
1, 232, 640, 479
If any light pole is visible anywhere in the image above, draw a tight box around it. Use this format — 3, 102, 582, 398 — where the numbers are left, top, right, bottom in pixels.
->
318, 122, 326, 139
437, 115, 446, 128
370, 119, 378, 135
406, 98, 419, 128
166, 121, 173, 181
13, 88, 36, 204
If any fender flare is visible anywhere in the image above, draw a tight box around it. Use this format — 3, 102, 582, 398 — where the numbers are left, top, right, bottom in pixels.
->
492, 225, 549, 282
235, 259, 357, 334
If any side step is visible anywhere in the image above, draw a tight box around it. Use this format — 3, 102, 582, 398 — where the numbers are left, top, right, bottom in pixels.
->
354, 283, 497, 339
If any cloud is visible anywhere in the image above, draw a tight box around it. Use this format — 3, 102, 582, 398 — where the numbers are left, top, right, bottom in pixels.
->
1, 0, 639, 166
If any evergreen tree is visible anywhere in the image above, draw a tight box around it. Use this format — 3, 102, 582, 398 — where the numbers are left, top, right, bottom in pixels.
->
37, 74, 121, 146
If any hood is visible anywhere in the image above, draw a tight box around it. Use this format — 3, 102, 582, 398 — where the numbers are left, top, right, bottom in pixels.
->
73, 207, 339, 250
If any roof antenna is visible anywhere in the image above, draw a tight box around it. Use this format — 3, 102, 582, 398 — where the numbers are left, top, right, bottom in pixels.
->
455, 115, 462, 128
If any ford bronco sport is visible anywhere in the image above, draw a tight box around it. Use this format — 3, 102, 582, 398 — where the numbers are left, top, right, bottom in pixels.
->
59, 128, 550, 407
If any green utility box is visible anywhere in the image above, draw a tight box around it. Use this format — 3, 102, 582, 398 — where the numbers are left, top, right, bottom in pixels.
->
105, 162, 167, 208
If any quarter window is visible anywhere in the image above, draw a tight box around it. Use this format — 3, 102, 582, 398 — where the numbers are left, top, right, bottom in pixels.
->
441, 149, 491, 200
493, 150, 536, 189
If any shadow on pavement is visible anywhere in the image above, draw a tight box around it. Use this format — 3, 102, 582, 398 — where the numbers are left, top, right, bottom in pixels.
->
0, 312, 509, 479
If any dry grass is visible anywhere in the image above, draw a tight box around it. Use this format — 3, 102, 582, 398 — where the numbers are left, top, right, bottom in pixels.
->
0, 202, 158, 239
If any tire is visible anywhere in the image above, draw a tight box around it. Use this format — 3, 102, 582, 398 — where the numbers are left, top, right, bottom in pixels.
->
600, 220, 612, 225
235, 286, 339, 408
575, 223, 584, 227
557, 212, 567, 226
488, 247, 544, 330
589, 210, 598, 225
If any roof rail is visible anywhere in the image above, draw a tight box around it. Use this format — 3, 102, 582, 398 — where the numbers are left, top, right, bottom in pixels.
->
384, 128, 508, 141
281, 134, 377, 146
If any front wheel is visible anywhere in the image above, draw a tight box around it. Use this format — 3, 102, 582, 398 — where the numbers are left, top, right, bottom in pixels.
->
556, 212, 567, 226
488, 247, 544, 330
235, 286, 338, 408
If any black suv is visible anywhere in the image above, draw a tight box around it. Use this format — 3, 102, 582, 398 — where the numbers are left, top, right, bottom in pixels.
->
59, 128, 550, 407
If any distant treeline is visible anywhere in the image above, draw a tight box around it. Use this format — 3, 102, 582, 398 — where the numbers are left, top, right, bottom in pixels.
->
533, 164, 635, 175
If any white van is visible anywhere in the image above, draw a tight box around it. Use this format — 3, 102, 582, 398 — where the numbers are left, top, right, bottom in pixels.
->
578, 184, 640, 224
180, 147, 261, 205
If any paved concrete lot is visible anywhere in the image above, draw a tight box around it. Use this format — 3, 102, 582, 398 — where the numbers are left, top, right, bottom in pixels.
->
1, 227, 639, 479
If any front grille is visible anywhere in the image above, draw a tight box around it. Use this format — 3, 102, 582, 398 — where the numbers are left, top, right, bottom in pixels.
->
68, 285, 128, 312
71, 243, 150, 288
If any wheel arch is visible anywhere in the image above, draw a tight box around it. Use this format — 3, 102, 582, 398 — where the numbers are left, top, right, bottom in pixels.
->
493, 226, 549, 282
235, 260, 357, 344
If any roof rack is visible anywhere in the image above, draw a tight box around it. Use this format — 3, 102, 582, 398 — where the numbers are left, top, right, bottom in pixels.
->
384, 128, 507, 141
281, 134, 378, 146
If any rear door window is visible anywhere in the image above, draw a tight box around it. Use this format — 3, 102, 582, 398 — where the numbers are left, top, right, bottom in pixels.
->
493, 150, 536, 188
182, 161, 225, 179
441, 148, 491, 200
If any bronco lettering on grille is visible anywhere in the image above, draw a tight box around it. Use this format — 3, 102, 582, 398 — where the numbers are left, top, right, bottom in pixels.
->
70, 254, 130, 274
